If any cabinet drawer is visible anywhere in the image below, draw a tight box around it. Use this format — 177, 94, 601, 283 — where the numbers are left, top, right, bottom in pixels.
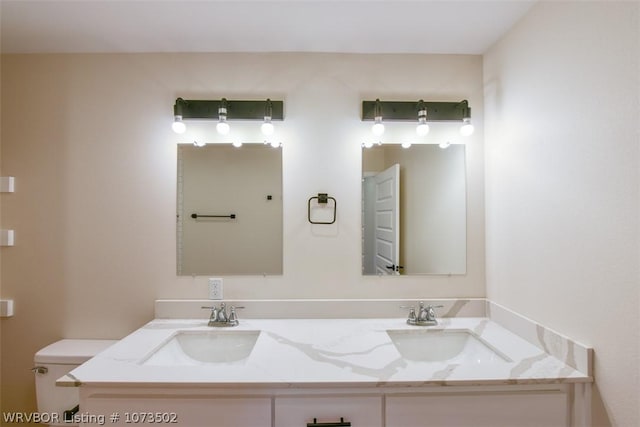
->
85, 396, 272, 427
275, 396, 382, 427
386, 391, 567, 427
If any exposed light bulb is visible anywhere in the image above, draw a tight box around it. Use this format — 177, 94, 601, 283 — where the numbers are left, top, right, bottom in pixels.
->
371, 99, 385, 136
217, 101, 230, 135
261, 120, 275, 136
262, 99, 275, 136
372, 116, 385, 136
270, 140, 281, 148
232, 140, 242, 148
193, 140, 206, 147
439, 141, 451, 149
262, 98, 275, 136
401, 141, 412, 149
460, 118, 474, 136
416, 123, 429, 136
363, 141, 374, 149
216, 121, 230, 135
416, 104, 429, 136
172, 116, 186, 134
173, 98, 186, 134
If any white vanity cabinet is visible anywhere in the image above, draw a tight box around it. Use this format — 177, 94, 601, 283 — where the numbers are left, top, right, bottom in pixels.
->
80, 384, 574, 427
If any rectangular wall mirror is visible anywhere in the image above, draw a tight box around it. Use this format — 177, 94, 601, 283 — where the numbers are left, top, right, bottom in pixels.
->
362, 144, 466, 275
177, 144, 283, 276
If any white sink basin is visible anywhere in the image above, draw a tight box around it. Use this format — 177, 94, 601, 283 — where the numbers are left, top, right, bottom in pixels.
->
386, 329, 511, 364
142, 330, 260, 366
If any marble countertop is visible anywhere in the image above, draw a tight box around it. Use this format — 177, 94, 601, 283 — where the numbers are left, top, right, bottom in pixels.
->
64, 316, 591, 389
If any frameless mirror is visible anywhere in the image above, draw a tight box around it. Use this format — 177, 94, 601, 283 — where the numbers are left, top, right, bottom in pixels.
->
362, 144, 466, 275
177, 144, 282, 275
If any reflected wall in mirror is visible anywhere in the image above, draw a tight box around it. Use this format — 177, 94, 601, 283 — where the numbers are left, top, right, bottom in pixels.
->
177, 144, 283, 275
362, 144, 466, 275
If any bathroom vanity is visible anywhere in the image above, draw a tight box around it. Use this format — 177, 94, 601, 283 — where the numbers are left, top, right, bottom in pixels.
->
60, 299, 592, 427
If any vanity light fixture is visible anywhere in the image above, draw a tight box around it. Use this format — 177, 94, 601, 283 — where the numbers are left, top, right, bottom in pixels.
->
261, 99, 275, 136
415, 100, 430, 136
371, 99, 385, 137
459, 100, 474, 136
172, 116, 186, 134
171, 97, 285, 140
460, 118, 474, 136
172, 100, 186, 134
361, 98, 474, 145
216, 98, 230, 135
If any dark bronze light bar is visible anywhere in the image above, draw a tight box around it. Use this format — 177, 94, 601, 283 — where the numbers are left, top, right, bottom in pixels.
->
174, 98, 284, 121
361, 99, 471, 122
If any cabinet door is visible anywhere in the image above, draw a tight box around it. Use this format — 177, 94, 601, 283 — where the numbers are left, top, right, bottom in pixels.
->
386, 392, 567, 427
275, 396, 382, 427
84, 396, 272, 427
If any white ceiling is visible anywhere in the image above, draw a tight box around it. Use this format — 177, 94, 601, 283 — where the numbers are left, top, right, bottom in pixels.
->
0, 0, 535, 54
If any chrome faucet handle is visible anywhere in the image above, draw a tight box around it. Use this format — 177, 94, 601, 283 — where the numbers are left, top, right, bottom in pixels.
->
424, 304, 444, 321
228, 306, 241, 326
202, 305, 219, 326
399, 304, 415, 313
399, 305, 417, 322
201, 305, 218, 316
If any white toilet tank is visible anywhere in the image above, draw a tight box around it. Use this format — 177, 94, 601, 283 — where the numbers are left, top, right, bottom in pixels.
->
33, 339, 116, 426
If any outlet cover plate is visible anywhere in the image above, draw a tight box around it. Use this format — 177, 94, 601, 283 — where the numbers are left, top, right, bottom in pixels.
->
208, 278, 223, 300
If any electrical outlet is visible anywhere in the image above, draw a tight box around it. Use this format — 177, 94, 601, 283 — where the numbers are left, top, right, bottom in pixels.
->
208, 278, 223, 300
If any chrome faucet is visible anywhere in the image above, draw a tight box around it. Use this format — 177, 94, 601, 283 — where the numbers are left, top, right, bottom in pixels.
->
401, 302, 443, 326
201, 303, 243, 327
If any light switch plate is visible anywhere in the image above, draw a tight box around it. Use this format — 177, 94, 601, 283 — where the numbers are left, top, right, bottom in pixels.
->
208, 278, 223, 300
0, 177, 15, 193
0, 299, 14, 317
1, 230, 14, 246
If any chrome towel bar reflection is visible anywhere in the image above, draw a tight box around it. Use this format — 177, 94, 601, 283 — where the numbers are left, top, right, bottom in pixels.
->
191, 213, 236, 219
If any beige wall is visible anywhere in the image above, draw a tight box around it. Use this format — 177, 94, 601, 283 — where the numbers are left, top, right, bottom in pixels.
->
0, 53, 485, 415
484, 2, 639, 426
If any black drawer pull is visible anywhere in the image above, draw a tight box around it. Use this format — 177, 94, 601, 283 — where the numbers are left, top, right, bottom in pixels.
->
63, 405, 79, 422
307, 417, 351, 427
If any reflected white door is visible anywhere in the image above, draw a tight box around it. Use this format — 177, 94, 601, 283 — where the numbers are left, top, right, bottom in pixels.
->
374, 164, 400, 275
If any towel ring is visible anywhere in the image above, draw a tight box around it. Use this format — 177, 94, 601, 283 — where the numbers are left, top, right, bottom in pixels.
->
308, 193, 337, 224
